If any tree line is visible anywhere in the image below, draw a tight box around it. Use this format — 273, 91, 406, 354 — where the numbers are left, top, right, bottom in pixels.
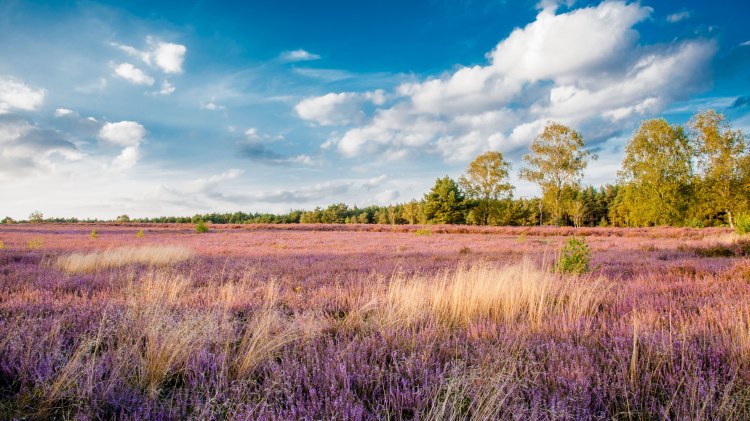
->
4, 110, 747, 228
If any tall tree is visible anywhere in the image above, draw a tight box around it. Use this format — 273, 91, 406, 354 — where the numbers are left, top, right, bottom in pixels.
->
459, 151, 513, 225
616, 118, 693, 226
424, 176, 465, 224
519, 122, 594, 225
688, 110, 749, 228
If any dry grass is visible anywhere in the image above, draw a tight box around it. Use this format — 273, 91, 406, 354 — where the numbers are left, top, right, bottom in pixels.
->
57, 246, 194, 273
378, 260, 607, 329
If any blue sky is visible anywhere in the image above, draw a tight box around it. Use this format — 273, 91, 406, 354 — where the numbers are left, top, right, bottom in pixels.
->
1, 0, 749, 219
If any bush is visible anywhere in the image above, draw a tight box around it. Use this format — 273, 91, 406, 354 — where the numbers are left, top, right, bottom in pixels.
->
136, 229, 144, 238
90, 229, 98, 239
27, 237, 44, 249
555, 236, 591, 275
0, 240, 4, 249
415, 228, 432, 236
195, 220, 209, 234
736, 214, 750, 235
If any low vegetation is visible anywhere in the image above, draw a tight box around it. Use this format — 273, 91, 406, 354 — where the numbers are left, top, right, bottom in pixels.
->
56, 245, 194, 274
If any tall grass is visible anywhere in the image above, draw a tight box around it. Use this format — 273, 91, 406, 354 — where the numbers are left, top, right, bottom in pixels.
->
57, 245, 194, 273
378, 260, 607, 330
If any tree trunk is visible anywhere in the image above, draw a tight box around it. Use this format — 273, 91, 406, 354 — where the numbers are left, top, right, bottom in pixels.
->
727, 209, 734, 229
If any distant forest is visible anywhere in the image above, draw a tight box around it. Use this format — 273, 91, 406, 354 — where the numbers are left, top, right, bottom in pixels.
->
6, 110, 749, 229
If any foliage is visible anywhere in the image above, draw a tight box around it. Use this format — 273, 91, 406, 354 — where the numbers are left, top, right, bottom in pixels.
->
520, 122, 594, 225
424, 176, 466, 224
415, 228, 432, 236
195, 220, 209, 233
27, 237, 44, 249
0, 240, 4, 249
28, 210, 44, 224
116, 214, 131, 223
459, 151, 513, 225
2, 216, 14, 224
90, 229, 98, 239
555, 237, 591, 275
136, 229, 145, 238
736, 214, 750, 235
614, 118, 693, 226
688, 110, 749, 228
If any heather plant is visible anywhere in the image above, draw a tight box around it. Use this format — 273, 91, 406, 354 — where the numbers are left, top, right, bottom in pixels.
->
555, 236, 591, 274
195, 220, 209, 233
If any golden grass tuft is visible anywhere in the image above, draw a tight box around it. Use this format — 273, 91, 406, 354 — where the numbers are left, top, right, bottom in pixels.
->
57, 245, 194, 274
378, 260, 607, 329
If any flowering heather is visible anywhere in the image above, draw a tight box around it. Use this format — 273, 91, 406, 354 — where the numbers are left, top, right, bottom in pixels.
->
1, 223, 749, 419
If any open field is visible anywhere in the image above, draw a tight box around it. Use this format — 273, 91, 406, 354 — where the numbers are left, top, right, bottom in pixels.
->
1, 224, 750, 419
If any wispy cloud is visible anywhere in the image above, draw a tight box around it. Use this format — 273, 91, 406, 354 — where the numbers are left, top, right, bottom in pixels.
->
666, 10, 691, 23
280, 49, 321, 62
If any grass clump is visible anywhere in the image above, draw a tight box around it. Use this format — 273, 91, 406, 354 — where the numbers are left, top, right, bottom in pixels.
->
415, 228, 432, 236
90, 229, 98, 239
555, 236, 591, 275
27, 237, 44, 249
195, 220, 209, 234
0, 240, 4, 249
136, 229, 144, 238
57, 246, 194, 274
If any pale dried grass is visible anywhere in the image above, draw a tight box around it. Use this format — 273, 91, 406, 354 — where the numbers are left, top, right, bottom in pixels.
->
57, 245, 194, 274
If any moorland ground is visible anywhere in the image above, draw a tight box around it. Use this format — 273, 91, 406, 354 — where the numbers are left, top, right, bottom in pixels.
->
1, 223, 749, 419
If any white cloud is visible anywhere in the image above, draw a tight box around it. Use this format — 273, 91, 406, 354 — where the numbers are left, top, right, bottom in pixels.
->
305, 2, 715, 168
281, 49, 321, 62
152, 42, 186, 74
0, 77, 45, 113
112, 145, 140, 169
112, 37, 187, 74
99, 121, 146, 147
741, 40, 750, 47
99, 121, 146, 169
667, 11, 690, 23
375, 189, 400, 204
158, 80, 175, 95
202, 101, 225, 111
0, 116, 79, 178
54, 108, 76, 117
113, 63, 154, 85
295, 90, 385, 126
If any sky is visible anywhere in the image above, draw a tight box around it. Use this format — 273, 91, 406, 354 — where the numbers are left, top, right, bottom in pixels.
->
1, 0, 749, 219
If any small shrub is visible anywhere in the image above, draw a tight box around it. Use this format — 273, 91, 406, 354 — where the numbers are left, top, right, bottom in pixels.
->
0, 240, 4, 249
555, 236, 591, 275
136, 229, 144, 238
90, 229, 98, 239
458, 246, 472, 255
28, 237, 44, 249
195, 220, 209, 234
415, 228, 432, 236
736, 214, 750, 235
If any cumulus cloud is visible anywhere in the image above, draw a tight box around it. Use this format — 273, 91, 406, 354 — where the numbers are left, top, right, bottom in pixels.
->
98, 121, 146, 169
295, 90, 385, 126
113, 63, 154, 85
0, 77, 45, 113
280, 49, 321, 62
305, 1, 716, 165
112, 37, 187, 74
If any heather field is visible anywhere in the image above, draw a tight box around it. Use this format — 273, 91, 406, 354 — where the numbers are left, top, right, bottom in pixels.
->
1, 224, 750, 420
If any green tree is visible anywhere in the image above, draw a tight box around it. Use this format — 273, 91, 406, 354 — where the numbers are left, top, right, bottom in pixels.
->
519, 122, 594, 225
688, 110, 749, 228
616, 118, 693, 226
459, 151, 514, 225
423, 176, 465, 224
28, 210, 44, 224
